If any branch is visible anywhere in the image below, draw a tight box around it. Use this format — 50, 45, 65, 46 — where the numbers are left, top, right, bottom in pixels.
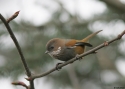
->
0, 12, 34, 89
0, 12, 31, 77
31, 30, 125, 80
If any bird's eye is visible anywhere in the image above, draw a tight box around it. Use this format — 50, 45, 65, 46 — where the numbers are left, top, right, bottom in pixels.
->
50, 46, 54, 49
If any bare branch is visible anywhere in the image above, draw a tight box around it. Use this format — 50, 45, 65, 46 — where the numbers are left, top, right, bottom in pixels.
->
0, 12, 34, 89
0, 13, 31, 77
31, 30, 125, 80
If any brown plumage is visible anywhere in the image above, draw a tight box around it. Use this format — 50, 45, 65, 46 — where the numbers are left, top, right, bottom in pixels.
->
45, 30, 102, 61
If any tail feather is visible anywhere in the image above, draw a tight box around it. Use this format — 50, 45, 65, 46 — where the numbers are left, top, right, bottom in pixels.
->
82, 30, 102, 42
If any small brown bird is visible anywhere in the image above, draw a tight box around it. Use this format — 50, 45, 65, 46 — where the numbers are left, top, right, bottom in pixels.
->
45, 30, 102, 61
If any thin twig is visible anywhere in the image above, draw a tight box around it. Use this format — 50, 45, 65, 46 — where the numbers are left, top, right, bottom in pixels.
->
12, 81, 29, 89
0, 13, 34, 89
31, 30, 125, 80
6, 11, 20, 23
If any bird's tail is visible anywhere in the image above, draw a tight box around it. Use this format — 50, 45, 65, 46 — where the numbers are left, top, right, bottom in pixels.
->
82, 30, 102, 42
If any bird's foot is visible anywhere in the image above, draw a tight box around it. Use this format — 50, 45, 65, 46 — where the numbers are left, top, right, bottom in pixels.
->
75, 54, 82, 61
92, 51, 98, 54
104, 41, 109, 46
56, 63, 63, 71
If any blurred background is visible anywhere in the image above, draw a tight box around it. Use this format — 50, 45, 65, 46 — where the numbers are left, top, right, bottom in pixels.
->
0, 0, 125, 89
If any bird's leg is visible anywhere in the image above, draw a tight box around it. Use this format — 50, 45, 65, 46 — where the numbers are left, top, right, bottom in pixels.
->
90, 51, 98, 54
55, 63, 63, 71
75, 54, 83, 61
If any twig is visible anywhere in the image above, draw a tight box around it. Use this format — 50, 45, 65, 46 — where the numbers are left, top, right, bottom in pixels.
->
12, 81, 29, 89
31, 30, 125, 80
6, 11, 20, 23
0, 13, 34, 89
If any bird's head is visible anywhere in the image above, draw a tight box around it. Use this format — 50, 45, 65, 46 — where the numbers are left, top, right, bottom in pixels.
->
45, 38, 64, 56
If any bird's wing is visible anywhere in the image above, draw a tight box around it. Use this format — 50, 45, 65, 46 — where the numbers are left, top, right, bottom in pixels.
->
75, 42, 93, 47
65, 39, 92, 48
65, 39, 77, 48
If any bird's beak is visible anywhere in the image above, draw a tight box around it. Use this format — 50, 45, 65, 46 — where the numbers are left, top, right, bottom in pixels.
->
45, 50, 49, 54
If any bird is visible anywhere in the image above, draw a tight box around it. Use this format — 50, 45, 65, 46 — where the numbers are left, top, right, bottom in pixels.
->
45, 30, 102, 62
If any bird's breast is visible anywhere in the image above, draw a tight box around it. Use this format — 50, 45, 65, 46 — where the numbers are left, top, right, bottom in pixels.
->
54, 47, 76, 61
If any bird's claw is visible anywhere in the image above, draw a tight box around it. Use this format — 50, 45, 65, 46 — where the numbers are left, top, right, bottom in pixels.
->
75, 54, 82, 61
104, 41, 109, 46
56, 63, 63, 71
92, 51, 98, 54
78, 57, 83, 61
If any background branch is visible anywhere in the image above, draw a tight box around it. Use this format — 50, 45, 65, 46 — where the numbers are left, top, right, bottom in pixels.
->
67, 65, 81, 89
101, 0, 125, 13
